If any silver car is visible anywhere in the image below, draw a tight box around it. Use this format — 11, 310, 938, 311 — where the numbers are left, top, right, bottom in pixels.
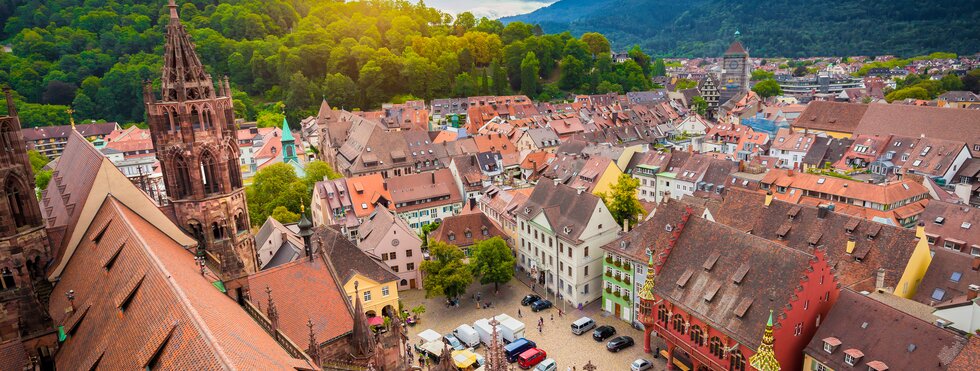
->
631, 358, 653, 371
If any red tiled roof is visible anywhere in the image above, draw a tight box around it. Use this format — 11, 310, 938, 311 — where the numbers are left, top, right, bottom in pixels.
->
430, 213, 508, 248
50, 197, 313, 370
247, 256, 354, 344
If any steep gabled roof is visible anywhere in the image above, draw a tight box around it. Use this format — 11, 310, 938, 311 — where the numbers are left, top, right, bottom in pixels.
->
50, 197, 313, 370
519, 181, 601, 244
315, 226, 399, 285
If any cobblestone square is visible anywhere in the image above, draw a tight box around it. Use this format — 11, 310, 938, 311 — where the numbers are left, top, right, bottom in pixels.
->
400, 278, 667, 371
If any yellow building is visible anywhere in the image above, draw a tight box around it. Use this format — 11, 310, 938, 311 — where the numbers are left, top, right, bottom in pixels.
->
894, 224, 933, 298
318, 226, 402, 319
590, 160, 624, 196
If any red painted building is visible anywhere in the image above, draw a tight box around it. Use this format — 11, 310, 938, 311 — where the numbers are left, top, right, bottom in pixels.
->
637, 200, 839, 371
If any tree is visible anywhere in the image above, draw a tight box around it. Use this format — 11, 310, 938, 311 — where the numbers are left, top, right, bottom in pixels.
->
558, 55, 586, 91
420, 222, 441, 246
674, 78, 698, 91
597, 174, 644, 227
627, 45, 651, 76
751, 69, 774, 81
420, 241, 473, 300
303, 160, 341, 188
452, 12, 476, 35
469, 237, 515, 291
490, 59, 509, 95
453, 72, 477, 98
962, 69, 980, 93
270, 205, 300, 223
940, 74, 965, 92
580, 33, 610, 57
792, 65, 807, 77
411, 304, 426, 320
752, 79, 783, 98
520, 52, 540, 96
245, 163, 304, 226
651, 58, 667, 77
596, 81, 623, 94
885, 86, 930, 102
691, 96, 708, 115
28, 150, 50, 173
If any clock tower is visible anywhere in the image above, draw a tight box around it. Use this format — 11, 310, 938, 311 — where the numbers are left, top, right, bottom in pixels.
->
722, 34, 750, 92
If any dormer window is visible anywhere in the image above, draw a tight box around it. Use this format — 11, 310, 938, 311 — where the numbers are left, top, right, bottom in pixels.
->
448, 232, 456, 241
563, 226, 571, 234
823, 337, 841, 354
844, 349, 863, 366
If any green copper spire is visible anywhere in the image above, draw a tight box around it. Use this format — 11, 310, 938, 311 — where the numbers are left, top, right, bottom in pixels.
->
280, 117, 294, 142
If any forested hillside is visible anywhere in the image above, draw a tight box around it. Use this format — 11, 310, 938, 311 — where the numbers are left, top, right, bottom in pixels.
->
0, 0, 655, 127
503, 0, 980, 58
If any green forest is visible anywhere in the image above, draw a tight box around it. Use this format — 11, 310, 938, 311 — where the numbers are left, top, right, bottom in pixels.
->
0, 0, 658, 127
504, 0, 980, 58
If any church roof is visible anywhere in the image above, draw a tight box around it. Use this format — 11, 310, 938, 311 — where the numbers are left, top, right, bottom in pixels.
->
281, 117, 295, 142
49, 197, 314, 370
725, 40, 748, 56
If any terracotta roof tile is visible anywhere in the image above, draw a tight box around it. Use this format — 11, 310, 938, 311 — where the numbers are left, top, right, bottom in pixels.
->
430, 213, 508, 248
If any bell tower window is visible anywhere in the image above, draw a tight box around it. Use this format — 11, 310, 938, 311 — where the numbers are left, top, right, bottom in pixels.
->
172, 155, 191, 199
200, 151, 220, 195
5, 176, 29, 228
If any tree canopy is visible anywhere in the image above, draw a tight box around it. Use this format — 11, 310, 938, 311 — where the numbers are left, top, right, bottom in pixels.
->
752, 79, 783, 98
244, 159, 335, 226
0, 0, 656, 127
420, 241, 473, 300
469, 237, 515, 291
598, 174, 644, 227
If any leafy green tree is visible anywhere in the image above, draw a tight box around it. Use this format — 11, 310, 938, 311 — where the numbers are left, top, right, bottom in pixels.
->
940, 74, 965, 92
270, 205, 300, 224
651, 58, 667, 77
501, 22, 534, 44
691, 96, 708, 115
627, 45, 651, 76
597, 174, 644, 227
490, 59, 509, 95
558, 55, 586, 91
245, 163, 305, 226
751, 69, 775, 81
537, 83, 562, 102
420, 241, 473, 300
34, 170, 52, 199
520, 52, 540, 96
885, 86, 930, 102
452, 12, 476, 36
674, 78, 698, 91
256, 102, 286, 128
420, 222, 441, 246
469, 237, 515, 291
28, 150, 49, 172
752, 79, 783, 98
963, 69, 980, 93
580, 33, 611, 57
596, 81, 623, 94
303, 160, 341, 188
792, 65, 807, 77
453, 72, 477, 98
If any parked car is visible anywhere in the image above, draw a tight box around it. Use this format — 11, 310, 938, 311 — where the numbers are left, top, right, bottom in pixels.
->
530, 299, 552, 312
517, 348, 547, 369
444, 334, 465, 351
606, 336, 635, 352
570, 317, 596, 335
631, 358, 653, 371
534, 358, 557, 371
504, 338, 537, 363
521, 294, 541, 306
592, 325, 616, 341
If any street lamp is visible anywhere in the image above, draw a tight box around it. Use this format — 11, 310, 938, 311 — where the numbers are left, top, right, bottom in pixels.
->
195, 255, 206, 275
65, 289, 75, 312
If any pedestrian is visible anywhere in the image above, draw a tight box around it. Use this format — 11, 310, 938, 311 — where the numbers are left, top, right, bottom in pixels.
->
550, 313, 554, 321
518, 308, 522, 318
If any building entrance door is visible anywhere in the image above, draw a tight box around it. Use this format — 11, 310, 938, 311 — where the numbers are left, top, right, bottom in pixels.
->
410, 279, 417, 289
614, 303, 621, 318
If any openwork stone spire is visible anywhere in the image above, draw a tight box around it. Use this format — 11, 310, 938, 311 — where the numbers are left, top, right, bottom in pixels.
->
748, 310, 781, 371
350, 282, 376, 357
485, 318, 508, 371
306, 318, 321, 367
160, 0, 215, 102
266, 286, 279, 331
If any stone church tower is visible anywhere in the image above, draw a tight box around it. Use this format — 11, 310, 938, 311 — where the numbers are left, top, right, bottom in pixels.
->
143, 1, 256, 281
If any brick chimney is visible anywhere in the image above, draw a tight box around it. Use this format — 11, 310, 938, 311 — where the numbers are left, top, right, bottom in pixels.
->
967, 285, 979, 301
875, 268, 886, 291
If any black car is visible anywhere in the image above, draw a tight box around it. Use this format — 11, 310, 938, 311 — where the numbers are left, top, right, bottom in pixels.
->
592, 325, 616, 341
606, 336, 635, 352
521, 294, 541, 306
530, 299, 552, 312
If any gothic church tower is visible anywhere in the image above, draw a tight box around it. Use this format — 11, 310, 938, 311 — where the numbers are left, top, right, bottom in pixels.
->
143, 1, 256, 280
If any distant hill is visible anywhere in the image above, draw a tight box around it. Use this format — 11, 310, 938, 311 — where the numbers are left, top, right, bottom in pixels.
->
502, 0, 980, 57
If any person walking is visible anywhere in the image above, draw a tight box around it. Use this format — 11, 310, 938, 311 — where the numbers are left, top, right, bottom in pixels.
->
518, 308, 522, 318
550, 313, 554, 322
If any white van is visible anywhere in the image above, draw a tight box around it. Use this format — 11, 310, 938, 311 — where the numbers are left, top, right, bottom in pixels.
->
570, 317, 596, 335
454, 324, 481, 348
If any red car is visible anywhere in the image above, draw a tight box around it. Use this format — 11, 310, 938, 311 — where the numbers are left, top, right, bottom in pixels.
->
518, 348, 547, 369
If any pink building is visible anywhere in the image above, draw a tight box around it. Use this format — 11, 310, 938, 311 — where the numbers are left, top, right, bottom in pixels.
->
355, 206, 423, 290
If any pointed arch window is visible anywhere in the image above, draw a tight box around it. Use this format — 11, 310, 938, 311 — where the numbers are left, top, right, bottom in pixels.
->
709, 337, 725, 359
190, 106, 202, 130
165, 108, 178, 133
6, 176, 29, 228
227, 152, 242, 189
657, 305, 668, 324
689, 325, 705, 347
235, 212, 248, 234
201, 108, 213, 130
1, 121, 15, 154
172, 155, 191, 199
200, 151, 220, 195
671, 314, 687, 334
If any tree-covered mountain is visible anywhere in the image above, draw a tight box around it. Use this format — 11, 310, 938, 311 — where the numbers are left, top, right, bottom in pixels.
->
502, 0, 980, 57
0, 0, 655, 126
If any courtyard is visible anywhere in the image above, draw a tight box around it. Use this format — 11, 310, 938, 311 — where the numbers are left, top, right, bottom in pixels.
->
399, 278, 667, 370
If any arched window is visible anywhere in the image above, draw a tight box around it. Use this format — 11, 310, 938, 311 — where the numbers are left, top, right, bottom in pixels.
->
165, 108, 178, 132
187, 221, 205, 241
190, 106, 202, 130
1, 121, 15, 153
172, 155, 192, 199
200, 151, 220, 195
285, 145, 293, 158
5, 176, 29, 228
729, 349, 745, 371
227, 153, 242, 189
689, 325, 705, 347
0, 267, 14, 290
211, 221, 224, 240
235, 212, 248, 233
657, 305, 668, 324
709, 337, 725, 359
672, 314, 686, 334
201, 109, 213, 130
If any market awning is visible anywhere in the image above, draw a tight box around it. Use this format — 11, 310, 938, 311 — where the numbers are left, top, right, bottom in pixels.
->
368, 316, 384, 326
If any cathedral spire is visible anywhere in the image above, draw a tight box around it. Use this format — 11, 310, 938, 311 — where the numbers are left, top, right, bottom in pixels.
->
168, 0, 179, 19
306, 318, 321, 367
748, 310, 781, 371
160, 0, 215, 102
350, 281, 377, 357
638, 253, 657, 301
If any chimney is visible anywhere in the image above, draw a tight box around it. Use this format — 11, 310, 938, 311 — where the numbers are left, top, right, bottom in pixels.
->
967, 285, 979, 301
383, 182, 388, 191
553, 178, 560, 186
623, 219, 630, 233
764, 191, 774, 207
431, 172, 436, 184
787, 168, 794, 177
846, 237, 856, 255
471, 156, 476, 166
875, 268, 886, 291
915, 222, 925, 240
817, 205, 828, 219
576, 187, 585, 195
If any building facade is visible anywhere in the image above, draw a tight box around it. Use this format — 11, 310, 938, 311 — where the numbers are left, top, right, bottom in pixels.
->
143, 4, 256, 282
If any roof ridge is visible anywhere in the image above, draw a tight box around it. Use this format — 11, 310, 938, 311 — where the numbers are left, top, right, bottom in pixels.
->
107, 198, 234, 368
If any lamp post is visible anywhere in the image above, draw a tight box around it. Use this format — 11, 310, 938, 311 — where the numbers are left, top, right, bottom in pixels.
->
195, 255, 206, 275
65, 289, 75, 312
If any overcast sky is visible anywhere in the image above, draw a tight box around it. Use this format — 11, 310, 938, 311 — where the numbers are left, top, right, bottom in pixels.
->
421, 0, 556, 19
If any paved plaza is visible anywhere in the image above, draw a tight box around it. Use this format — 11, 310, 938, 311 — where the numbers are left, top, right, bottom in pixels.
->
400, 278, 667, 370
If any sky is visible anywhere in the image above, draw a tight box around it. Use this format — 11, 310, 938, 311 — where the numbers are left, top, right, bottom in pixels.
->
421, 0, 556, 19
